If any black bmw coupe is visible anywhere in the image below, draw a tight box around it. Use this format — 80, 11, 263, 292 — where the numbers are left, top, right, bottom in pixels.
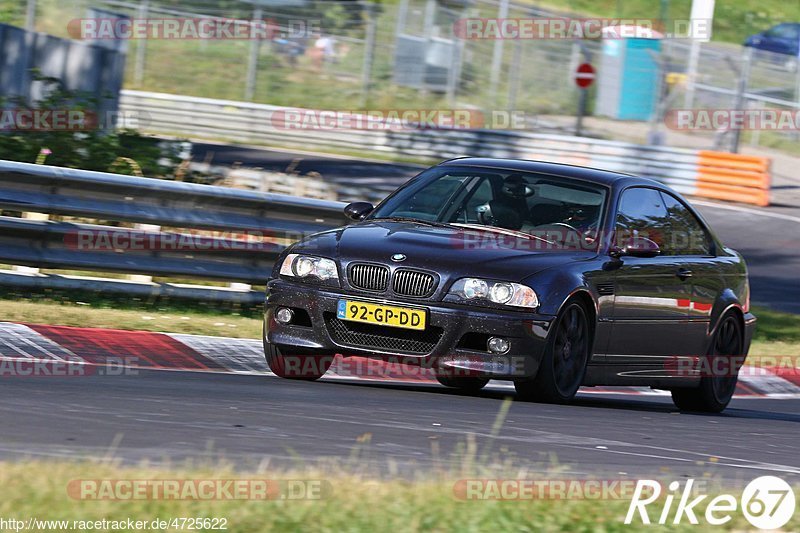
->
264, 158, 755, 412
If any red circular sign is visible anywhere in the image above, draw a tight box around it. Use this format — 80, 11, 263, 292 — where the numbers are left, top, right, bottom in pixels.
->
575, 63, 595, 88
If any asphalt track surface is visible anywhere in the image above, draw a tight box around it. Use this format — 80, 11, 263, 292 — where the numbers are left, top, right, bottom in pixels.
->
192, 142, 800, 313
1, 369, 798, 482
2, 145, 797, 483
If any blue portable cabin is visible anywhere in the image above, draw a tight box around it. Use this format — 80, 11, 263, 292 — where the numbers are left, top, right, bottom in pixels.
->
595, 25, 664, 121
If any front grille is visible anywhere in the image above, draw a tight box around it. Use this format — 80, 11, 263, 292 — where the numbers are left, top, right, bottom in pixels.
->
349, 263, 390, 292
393, 269, 437, 297
325, 315, 442, 355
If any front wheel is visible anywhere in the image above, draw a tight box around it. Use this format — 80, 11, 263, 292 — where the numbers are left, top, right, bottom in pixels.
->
264, 342, 333, 381
515, 300, 591, 403
671, 313, 743, 413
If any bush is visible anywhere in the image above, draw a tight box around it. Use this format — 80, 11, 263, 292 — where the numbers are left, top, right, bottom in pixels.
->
0, 74, 181, 178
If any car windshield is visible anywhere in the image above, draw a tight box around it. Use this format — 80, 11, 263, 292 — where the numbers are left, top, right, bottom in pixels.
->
370, 166, 607, 250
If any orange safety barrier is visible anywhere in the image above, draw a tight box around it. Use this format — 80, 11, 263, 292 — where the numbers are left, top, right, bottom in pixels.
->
695, 150, 771, 207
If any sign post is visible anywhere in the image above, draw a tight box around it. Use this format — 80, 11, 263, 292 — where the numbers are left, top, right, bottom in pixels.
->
574, 62, 595, 136
683, 0, 715, 108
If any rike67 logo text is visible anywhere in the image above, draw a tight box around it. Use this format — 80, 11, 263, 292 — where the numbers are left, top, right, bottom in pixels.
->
625, 476, 795, 529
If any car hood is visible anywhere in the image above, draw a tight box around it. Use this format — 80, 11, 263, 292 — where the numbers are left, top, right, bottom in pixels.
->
290, 220, 595, 283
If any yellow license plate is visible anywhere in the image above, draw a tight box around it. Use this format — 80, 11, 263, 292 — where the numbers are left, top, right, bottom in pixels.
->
337, 300, 426, 330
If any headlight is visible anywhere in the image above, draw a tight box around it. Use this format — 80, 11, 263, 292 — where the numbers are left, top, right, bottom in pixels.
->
449, 278, 538, 309
279, 254, 339, 281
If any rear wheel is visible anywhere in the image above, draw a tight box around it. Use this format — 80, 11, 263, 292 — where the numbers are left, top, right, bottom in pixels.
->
671, 313, 743, 413
264, 341, 333, 381
435, 375, 489, 392
515, 300, 591, 403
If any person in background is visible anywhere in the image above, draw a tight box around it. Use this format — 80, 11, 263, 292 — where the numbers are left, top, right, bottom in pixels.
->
310, 33, 336, 70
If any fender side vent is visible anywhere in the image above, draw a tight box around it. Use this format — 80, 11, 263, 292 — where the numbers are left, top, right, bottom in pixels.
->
596, 282, 615, 296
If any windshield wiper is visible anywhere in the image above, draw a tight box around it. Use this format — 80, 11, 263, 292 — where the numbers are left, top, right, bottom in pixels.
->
451, 223, 555, 245
370, 216, 453, 228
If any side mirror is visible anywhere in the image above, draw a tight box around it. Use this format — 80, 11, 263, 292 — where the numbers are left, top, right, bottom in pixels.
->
610, 237, 661, 259
344, 201, 374, 221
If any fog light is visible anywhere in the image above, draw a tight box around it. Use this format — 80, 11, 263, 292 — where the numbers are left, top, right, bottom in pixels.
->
275, 307, 294, 324
487, 336, 510, 354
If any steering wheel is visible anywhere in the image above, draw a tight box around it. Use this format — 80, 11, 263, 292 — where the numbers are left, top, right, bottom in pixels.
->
476, 204, 494, 226
548, 222, 580, 233
532, 222, 582, 244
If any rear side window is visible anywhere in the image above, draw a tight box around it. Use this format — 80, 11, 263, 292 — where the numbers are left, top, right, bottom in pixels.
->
767, 23, 800, 40
615, 188, 669, 248
660, 192, 713, 256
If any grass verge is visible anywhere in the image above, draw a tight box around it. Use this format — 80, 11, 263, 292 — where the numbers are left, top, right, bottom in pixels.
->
0, 460, 795, 532
0, 298, 262, 339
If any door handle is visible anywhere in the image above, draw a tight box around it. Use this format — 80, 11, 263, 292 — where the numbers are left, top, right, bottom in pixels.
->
676, 268, 693, 280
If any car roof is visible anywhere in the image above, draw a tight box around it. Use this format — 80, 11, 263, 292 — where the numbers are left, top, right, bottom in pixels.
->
436, 157, 662, 188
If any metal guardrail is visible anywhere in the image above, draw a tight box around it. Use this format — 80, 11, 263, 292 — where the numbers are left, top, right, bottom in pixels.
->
121, 90, 772, 207
0, 118, 773, 301
0, 159, 348, 301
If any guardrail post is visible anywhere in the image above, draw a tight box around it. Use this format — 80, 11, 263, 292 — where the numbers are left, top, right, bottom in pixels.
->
128, 224, 160, 283
12, 211, 48, 275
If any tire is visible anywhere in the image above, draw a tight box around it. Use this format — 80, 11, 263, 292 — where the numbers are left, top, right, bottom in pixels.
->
435, 374, 489, 392
671, 312, 743, 413
264, 341, 333, 381
515, 300, 591, 403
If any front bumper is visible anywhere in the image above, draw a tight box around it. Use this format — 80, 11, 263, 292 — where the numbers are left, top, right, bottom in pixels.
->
264, 279, 556, 379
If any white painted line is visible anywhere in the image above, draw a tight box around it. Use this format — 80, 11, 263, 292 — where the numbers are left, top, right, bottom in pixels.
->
589, 448, 800, 475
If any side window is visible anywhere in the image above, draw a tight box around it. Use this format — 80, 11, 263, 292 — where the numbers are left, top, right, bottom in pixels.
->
767, 23, 799, 40
660, 192, 713, 256
615, 188, 670, 249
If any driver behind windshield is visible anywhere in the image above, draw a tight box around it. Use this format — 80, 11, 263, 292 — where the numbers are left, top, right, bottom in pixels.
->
370, 168, 606, 250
